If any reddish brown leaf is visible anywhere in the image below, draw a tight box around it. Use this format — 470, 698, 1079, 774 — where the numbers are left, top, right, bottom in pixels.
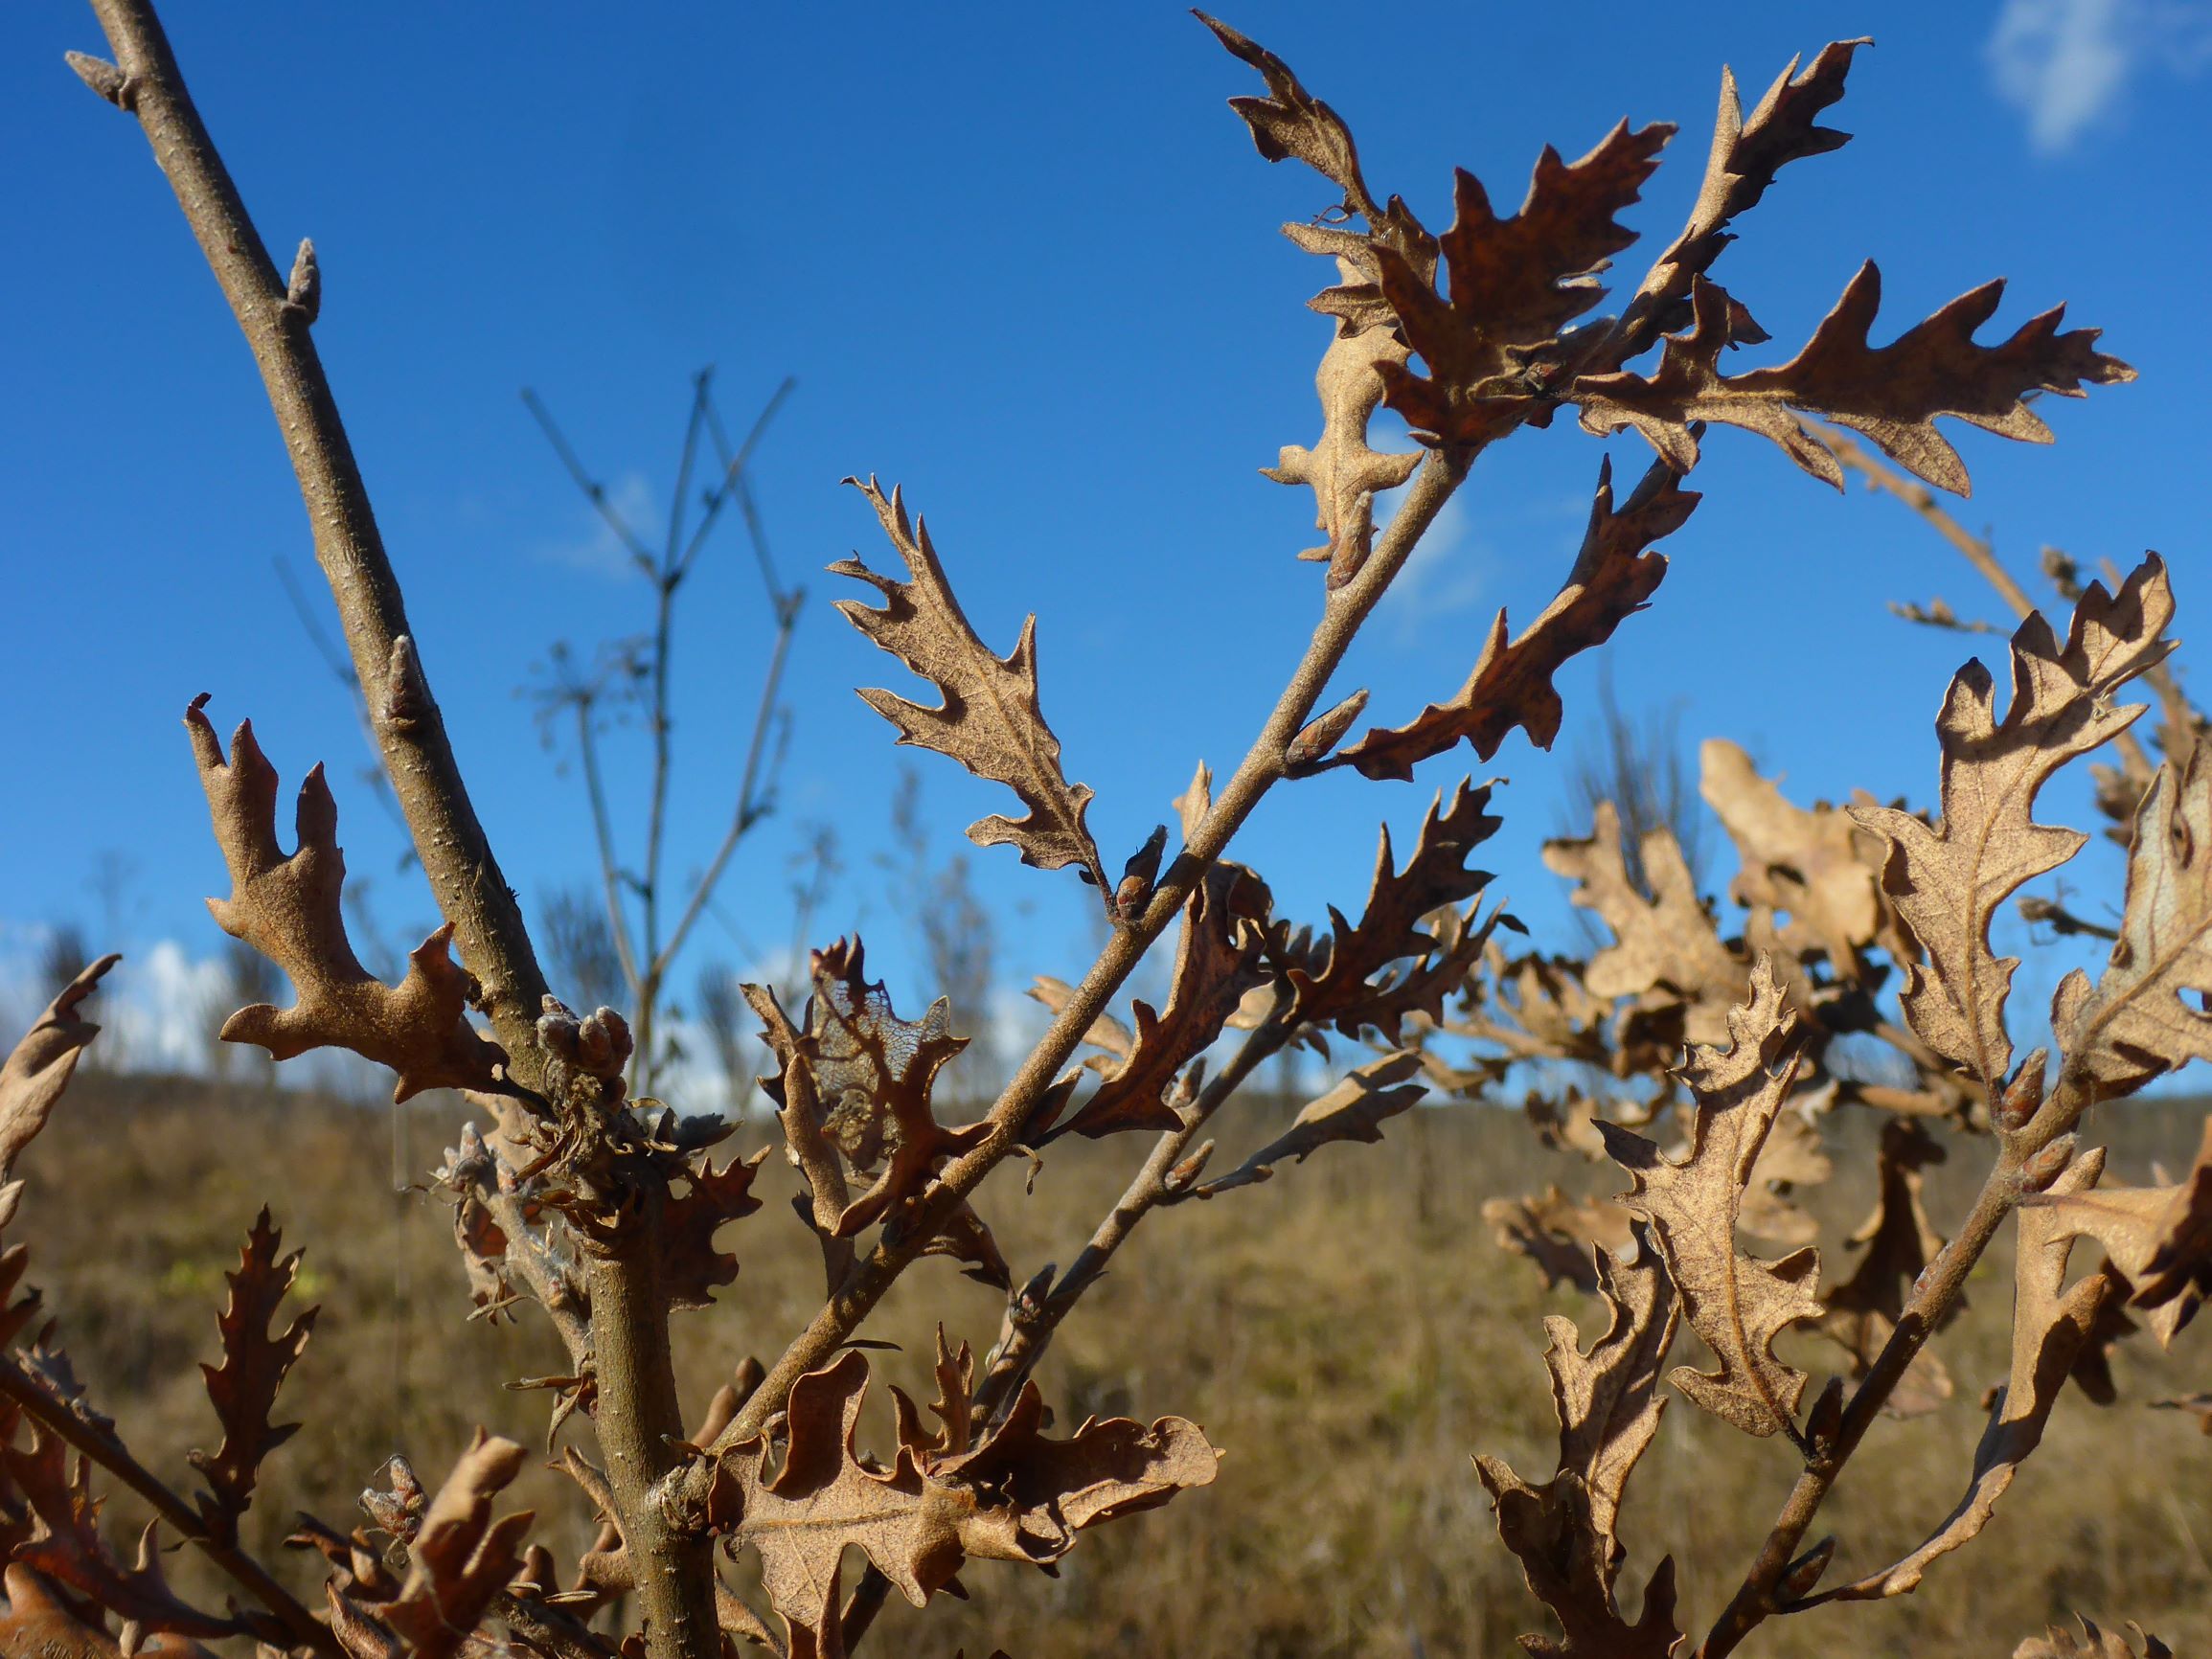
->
834, 482, 1106, 888
184, 701, 506, 1102
347, 1431, 533, 1659
1339, 458, 1695, 781
187, 1208, 315, 1539
661, 1148, 769, 1311
1575, 266, 2134, 494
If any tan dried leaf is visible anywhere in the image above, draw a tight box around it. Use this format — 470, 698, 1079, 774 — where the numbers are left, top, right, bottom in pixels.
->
1700, 739, 1881, 978
1601, 960, 1819, 1438
1474, 1224, 1683, 1658
833, 481, 1106, 887
0, 956, 118, 1189
1186, 1052, 1425, 1197
187, 1208, 315, 1538
1574, 267, 2134, 494
1484, 1185, 1635, 1295
2054, 752, 2212, 1098
2014, 1618, 2173, 1659
1339, 459, 1696, 781
1025, 976, 1131, 1067
1852, 559, 2174, 1085
1056, 866, 1273, 1139
1263, 312, 1419, 583
368, 1432, 533, 1659
2024, 1116, 2212, 1344
1816, 1120, 1953, 1417
1737, 1106, 1832, 1249
184, 701, 506, 1102
711, 1351, 1215, 1654
1820, 1148, 2114, 1602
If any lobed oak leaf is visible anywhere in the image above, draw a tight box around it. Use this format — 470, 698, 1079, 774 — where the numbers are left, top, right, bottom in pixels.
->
1573, 266, 2134, 494
1483, 1185, 1634, 1296
0, 956, 119, 1193
1288, 781, 1502, 1033
2053, 753, 2212, 1099
187, 1208, 316, 1540
184, 700, 507, 1102
1183, 1051, 1425, 1198
1816, 1119, 1954, 1417
1816, 1148, 2115, 1603
1736, 1106, 1832, 1250
1475, 1224, 1683, 1657
2014, 1619, 2173, 1659
660, 1148, 769, 1311
1601, 959, 1819, 1438
709, 1351, 1215, 1655
834, 481, 1106, 890
1339, 457, 1695, 781
2023, 1116, 2212, 1343
1699, 739, 1881, 981
1613, 41, 1865, 354
1853, 558, 2174, 1087
1055, 865, 1274, 1140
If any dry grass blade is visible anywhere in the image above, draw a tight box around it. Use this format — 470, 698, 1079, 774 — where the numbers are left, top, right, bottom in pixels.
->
1852, 557, 2174, 1088
1475, 1223, 1683, 1658
1600, 959, 1819, 1439
833, 480, 1107, 891
1574, 266, 2135, 494
183, 700, 507, 1102
1338, 458, 1696, 781
1814, 1148, 2116, 1604
187, 1208, 316, 1538
1183, 1051, 1425, 1197
2053, 751, 2212, 1098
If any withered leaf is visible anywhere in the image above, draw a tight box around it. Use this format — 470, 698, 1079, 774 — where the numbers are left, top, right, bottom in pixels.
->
1737, 1106, 1832, 1250
1817, 1120, 1953, 1418
834, 482, 1106, 888
1289, 781, 1501, 1033
1056, 866, 1273, 1140
1819, 1148, 2114, 1602
1483, 1185, 1635, 1296
2014, 1619, 2173, 1659
188, 1208, 316, 1538
1617, 42, 1866, 352
1339, 458, 1695, 781
1574, 267, 2135, 494
2053, 753, 2212, 1099
184, 701, 506, 1102
1374, 123, 1676, 447
661, 1148, 768, 1311
2024, 1116, 2212, 1344
710, 1351, 1215, 1654
1601, 960, 1819, 1438
1025, 976, 1132, 1069
1185, 1052, 1425, 1197
1854, 559, 2174, 1086
353, 1431, 534, 1659
0, 1561, 216, 1659
0, 956, 118, 1188
1700, 739, 1881, 980
1474, 1224, 1683, 1659
1263, 303, 1420, 584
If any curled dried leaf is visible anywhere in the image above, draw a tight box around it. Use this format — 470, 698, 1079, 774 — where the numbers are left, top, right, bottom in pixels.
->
340, 1431, 533, 1659
1184, 1052, 1425, 1197
1483, 1185, 1634, 1295
834, 481, 1106, 890
184, 701, 506, 1102
2014, 1619, 2173, 1659
187, 1209, 315, 1539
2024, 1116, 2212, 1344
0, 957, 118, 1190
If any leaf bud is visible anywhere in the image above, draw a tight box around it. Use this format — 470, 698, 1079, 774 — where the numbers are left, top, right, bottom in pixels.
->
1995, 1049, 2047, 1132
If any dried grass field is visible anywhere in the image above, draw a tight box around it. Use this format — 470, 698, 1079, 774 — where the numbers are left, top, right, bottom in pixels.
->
27, 1073, 2210, 1658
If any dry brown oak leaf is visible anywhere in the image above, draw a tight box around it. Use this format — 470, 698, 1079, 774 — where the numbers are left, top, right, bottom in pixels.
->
660, 1148, 769, 1310
1483, 1184, 1634, 1296
188, 1208, 316, 1539
1600, 958, 1820, 1438
0, 1563, 216, 1659
1337, 456, 1696, 781
1544, 803, 1745, 1051
833, 481, 1107, 890
1812, 1147, 2116, 1605
1816, 1119, 1955, 1418
1475, 1222, 1683, 1659
1185, 1050, 1426, 1197
1573, 265, 2135, 495
329, 1431, 533, 1659
184, 699, 507, 1102
2015, 1619, 2173, 1659
1700, 738, 1882, 981
707, 1350, 1216, 1655
1852, 557, 2174, 1088
2025, 1114, 2212, 1344
0, 957, 118, 1199
1052, 863, 1275, 1140
2054, 750, 2212, 1100
1288, 779, 1503, 1033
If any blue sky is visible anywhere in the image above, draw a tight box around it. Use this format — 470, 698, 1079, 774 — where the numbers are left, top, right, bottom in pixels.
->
2, 1, 2206, 1067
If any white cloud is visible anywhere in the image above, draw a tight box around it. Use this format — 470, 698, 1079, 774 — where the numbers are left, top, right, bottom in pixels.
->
536, 470, 658, 580
1988, 0, 2212, 153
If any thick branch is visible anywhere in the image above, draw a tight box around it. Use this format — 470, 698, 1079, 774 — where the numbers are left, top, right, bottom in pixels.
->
80, 0, 552, 1085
